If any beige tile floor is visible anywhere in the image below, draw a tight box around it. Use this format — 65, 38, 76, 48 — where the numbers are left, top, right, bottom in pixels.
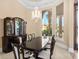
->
52, 45, 72, 59
0, 44, 77, 59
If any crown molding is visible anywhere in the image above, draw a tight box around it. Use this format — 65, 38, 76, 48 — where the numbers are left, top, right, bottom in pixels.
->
18, 0, 63, 10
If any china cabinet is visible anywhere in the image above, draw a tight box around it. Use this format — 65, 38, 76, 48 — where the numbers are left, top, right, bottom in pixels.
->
2, 17, 27, 53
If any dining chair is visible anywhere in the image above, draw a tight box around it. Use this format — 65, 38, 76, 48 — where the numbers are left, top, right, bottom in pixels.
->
11, 37, 22, 59
23, 34, 34, 59
28, 34, 32, 41
11, 36, 33, 59
50, 35, 56, 59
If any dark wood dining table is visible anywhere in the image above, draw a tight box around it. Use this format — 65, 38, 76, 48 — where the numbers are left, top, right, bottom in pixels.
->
25, 36, 50, 59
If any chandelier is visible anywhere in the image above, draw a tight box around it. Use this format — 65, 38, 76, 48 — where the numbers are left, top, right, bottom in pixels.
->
32, 7, 42, 20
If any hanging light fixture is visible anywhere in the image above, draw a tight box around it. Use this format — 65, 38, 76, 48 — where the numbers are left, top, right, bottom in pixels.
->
32, 7, 42, 20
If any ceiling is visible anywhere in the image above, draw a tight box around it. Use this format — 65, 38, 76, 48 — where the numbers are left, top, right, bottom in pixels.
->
18, 0, 63, 10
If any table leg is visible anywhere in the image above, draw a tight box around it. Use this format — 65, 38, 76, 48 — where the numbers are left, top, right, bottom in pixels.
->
34, 51, 43, 59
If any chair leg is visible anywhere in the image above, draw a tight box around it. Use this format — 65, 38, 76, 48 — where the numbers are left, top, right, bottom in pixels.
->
21, 48, 25, 59
50, 55, 51, 59
50, 51, 52, 59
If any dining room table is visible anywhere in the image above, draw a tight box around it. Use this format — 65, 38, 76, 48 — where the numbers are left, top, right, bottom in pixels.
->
24, 36, 50, 59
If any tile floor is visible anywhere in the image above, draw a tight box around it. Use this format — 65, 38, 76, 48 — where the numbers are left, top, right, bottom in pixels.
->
0, 43, 77, 59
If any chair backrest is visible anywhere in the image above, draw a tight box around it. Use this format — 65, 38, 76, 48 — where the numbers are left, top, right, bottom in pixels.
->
11, 43, 20, 59
11, 37, 24, 59
28, 34, 32, 41
31, 33, 35, 39
50, 35, 56, 58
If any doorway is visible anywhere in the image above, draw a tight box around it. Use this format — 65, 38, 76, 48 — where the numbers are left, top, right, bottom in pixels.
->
56, 3, 64, 39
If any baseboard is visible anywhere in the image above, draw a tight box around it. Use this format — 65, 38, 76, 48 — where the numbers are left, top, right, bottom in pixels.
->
0, 48, 2, 52
68, 48, 74, 53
